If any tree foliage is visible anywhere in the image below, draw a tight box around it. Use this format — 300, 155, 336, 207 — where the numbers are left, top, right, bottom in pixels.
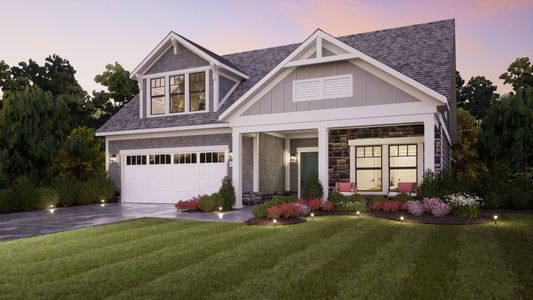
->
499, 57, 533, 92
479, 87, 533, 177
50, 127, 105, 180
0, 87, 69, 184
457, 76, 499, 120
92, 62, 139, 126
451, 108, 486, 178
303, 171, 324, 200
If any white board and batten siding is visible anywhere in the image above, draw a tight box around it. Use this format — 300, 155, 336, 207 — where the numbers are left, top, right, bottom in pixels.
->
121, 146, 228, 204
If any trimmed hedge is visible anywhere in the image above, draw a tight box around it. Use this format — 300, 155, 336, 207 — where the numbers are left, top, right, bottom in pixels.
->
52, 176, 115, 207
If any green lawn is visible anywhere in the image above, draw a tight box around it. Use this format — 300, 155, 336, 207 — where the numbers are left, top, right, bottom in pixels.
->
0, 214, 532, 300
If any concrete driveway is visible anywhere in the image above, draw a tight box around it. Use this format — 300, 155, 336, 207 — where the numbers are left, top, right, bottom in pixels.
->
0, 203, 253, 242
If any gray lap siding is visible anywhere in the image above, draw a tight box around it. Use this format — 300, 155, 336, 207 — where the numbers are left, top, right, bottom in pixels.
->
108, 134, 232, 192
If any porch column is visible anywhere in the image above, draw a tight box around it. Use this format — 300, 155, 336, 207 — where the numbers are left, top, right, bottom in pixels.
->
253, 133, 260, 192
318, 126, 329, 200
424, 117, 436, 172
232, 130, 243, 208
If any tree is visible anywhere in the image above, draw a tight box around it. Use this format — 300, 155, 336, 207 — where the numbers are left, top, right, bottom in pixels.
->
0, 87, 69, 183
1, 55, 94, 128
451, 108, 486, 178
479, 87, 533, 177
303, 170, 324, 200
50, 127, 105, 180
455, 71, 467, 104
92, 62, 138, 126
499, 57, 533, 93
457, 76, 499, 120
218, 176, 236, 210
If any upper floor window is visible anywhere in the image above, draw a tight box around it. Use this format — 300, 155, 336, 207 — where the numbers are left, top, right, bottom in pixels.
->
189, 72, 206, 112
148, 70, 208, 116
150, 78, 165, 115
170, 75, 185, 113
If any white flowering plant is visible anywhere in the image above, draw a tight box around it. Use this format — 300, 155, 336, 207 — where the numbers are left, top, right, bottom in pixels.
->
445, 193, 483, 217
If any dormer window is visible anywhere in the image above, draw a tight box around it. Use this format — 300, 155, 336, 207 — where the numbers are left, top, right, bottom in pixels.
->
146, 69, 209, 117
189, 72, 206, 112
150, 78, 165, 115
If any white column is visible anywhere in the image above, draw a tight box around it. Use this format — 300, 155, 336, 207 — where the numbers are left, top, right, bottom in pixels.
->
382, 145, 389, 193
424, 117, 436, 173
318, 127, 329, 201
285, 137, 290, 191
232, 130, 243, 208
253, 133, 260, 192
105, 137, 109, 172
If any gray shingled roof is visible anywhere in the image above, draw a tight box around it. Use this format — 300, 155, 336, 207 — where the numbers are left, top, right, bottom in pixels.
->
98, 19, 454, 133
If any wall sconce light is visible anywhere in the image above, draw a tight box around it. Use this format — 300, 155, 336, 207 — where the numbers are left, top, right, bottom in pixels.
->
110, 155, 119, 164
228, 152, 233, 160
290, 153, 297, 162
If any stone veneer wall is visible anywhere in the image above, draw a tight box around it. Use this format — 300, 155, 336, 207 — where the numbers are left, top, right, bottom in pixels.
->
328, 125, 424, 190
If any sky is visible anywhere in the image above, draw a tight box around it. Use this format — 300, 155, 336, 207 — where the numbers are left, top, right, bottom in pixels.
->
0, 0, 532, 95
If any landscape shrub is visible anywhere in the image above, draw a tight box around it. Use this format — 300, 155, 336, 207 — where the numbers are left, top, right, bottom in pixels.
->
295, 199, 308, 206
295, 203, 310, 216
252, 203, 268, 218
419, 170, 458, 199
382, 201, 402, 212
320, 200, 334, 211
52, 176, 115, 207
307, 199, 321, 211
367, 195, 387, 203
218, 176, 236, 210
394, 193, 412, 203
52, 177, 80, 207
37, 187, 59, 209
335, 193, 367, 212
0, 189, 8, 212
328, 192, 345, 205
371, 201, 382, 210
423, 198, 451, 217
446, 193, 482, 217
175, 199, 199, 211
10, 177, 40, 211
302, 171, 324, 200
198, 193, 224, 212
266, 203, 300, 218
266, 206, 282, 219
405, 200, 424, 216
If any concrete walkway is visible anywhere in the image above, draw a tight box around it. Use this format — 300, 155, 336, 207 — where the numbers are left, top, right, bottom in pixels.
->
0, 203, 253, 242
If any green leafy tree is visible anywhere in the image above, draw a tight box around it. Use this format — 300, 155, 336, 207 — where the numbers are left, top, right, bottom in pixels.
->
303, 170, 324, 200
50, 127, 105, 180
455, 71, 467, 104
480, 87, 533, 177
0, 87, 69, 183
451, 108, 486, 178
458, 76, 499, 120
218, 176, 236, 210
499, 57, 533, 93
92, 62, 138, 126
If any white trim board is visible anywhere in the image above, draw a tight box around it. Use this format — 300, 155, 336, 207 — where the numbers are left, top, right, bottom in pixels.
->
119, 145, 229, 155
105, 127, 232, 142
96, 123, 229, 137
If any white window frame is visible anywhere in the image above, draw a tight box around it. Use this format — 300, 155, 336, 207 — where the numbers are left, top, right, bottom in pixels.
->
143, 66, 210, 117
292, 74, 353, 102
348, 136, 424, 194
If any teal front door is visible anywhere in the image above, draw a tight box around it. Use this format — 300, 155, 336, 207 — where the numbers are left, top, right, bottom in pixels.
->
300, 152, 319, 198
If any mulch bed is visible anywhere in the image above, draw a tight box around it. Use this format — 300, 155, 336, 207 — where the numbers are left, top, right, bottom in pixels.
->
244, 217, 307, 226
364, 210, 493, 225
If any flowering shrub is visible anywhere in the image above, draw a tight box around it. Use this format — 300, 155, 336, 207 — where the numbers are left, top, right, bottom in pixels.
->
446, 193, 482, 217
423, 197, 451, 217
404, 200, 424, 216
307, 199, 321, 211
175, 199, 199, 211
266, 206, 282, 219
295, 199, 308, 206
295, 203, 310, 216
320, 200, 334, 211
371, 201, 382, 211
382, 201, 402, 212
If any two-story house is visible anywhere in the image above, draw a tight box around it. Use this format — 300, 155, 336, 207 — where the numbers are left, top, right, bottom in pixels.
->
96, 19, 457, 208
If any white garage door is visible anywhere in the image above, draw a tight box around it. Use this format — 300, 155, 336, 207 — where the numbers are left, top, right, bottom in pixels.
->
122, 147, 228, 203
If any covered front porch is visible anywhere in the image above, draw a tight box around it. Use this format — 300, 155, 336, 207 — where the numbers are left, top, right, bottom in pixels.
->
231, 117, 437, 208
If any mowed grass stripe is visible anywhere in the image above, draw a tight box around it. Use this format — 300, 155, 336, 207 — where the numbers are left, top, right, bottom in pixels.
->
0, 221, 238, 296
6, 223, 263, 300
107, 218, 350, 300
212, 217, 397, 300
448, 222, 521, 299
398, 224, 462, 299
333, 221, 434, 299
0, 219, 201, 265
0, 217, 164, 251
494, 215, 533, 295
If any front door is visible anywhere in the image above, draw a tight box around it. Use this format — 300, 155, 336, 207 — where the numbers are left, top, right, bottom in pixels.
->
299, 152, 318, 198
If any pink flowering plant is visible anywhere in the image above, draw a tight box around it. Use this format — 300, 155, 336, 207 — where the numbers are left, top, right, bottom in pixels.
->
422, 197, 451, 217
404, 200, 424, 216
175, 199, 199, 211
295, 203, 310, 216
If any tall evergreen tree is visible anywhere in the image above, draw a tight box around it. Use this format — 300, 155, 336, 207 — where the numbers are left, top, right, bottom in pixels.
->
457, 76, 499, 120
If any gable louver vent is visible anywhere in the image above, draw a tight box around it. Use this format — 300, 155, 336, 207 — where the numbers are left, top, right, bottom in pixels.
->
293, 74, 353, 102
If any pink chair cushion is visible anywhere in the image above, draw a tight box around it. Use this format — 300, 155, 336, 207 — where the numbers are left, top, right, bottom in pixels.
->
338, 182, 352, 192
398, 182, 415, 193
